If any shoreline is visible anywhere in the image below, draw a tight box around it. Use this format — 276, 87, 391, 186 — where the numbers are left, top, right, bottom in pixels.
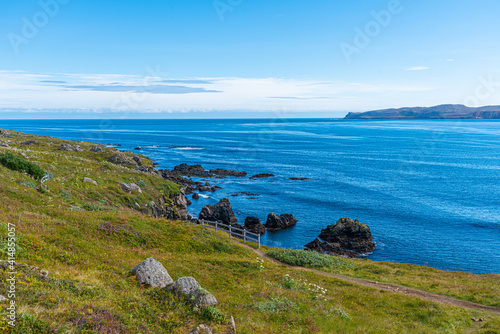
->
1, 126, 498, 275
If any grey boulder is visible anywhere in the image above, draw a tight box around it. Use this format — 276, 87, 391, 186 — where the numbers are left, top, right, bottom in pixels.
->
130, 257, 173, 288
120, 183, 142, 193
166, 276, 218, 307
83, 177, 97, 186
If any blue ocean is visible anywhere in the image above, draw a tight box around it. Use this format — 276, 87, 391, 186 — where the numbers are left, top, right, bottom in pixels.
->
2, 119, 499, 274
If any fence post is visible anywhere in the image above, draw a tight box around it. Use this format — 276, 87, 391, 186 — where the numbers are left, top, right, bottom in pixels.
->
215, 221, 218, 232
258, 234, 260, 248
229, 224, 232, 238
243, 230, 247, 242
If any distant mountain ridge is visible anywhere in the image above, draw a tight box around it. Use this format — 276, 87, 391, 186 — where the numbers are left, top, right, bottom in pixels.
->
344, 104, 500, 119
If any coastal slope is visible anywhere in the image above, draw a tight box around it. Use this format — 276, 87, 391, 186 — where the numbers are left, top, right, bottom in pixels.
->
0, 129, 499, 333
345, 104, 500, 119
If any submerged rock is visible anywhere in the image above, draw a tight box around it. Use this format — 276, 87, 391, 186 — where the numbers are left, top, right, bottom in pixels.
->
209, 168, 247, 177
250, 173, 275, 179
199, 198, 237, 225
244, 217, 266, 235
130, 257, 173, 288
265, 213, 297, 231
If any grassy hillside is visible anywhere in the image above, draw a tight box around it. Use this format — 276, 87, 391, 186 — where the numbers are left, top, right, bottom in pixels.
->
0, 129, 499, 333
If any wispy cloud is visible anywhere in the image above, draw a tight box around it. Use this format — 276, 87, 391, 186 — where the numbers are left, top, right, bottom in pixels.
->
62, 84, 219, 94
406, 66, 430, 71
0, 70, 438, 113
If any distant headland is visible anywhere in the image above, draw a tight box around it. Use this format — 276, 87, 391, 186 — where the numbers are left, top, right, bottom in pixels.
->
344, 104, 500, 119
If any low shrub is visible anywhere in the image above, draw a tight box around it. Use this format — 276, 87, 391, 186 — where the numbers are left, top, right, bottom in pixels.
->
0, 153, 45, 180
256, 297, 299, 313
200, 306, 226, 323
267, 248, 354, 271
21, 180, 37, 189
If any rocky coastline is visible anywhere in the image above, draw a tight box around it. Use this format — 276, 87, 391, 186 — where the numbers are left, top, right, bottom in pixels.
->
133, 158, 375, 258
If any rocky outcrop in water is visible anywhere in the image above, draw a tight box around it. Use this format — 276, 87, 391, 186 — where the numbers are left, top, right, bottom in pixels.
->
244, 217, 266, 235
161, 163, 246, 179
250, 173, 274, 179
210, 168, 247, 177
199, 198, 237, 225
305, 217, 375, 257
265, 213, 297, 231
319, 217, 375, 252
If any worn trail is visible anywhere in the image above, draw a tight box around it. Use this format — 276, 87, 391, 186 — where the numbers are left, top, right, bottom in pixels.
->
239, 243, 500, 315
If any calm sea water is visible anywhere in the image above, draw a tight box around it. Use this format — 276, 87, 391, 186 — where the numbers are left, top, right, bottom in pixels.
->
2, 119, 499, 274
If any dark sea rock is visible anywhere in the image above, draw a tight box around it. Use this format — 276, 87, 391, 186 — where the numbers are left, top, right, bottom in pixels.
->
318, 217, 375, 253
209, 168, 247, 177
244, 217, 266, 235
304, 238, 360, 258
174, 163, 209, 176
250, 173, 275, 179
265, 213, 297, 231
199, 198, 237, 225
192, 193, 200, 200
290, 177, 311, 181
231, 192, 259, 197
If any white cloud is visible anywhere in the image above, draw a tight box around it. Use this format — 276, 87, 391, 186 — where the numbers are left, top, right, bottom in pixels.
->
406, 66, 430, 71
0, 70, 437, 113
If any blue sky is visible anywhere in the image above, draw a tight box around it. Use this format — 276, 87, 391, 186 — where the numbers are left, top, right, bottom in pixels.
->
1, 0, 500, 118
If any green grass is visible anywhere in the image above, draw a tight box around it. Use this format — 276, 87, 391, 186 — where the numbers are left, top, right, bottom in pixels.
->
267, 248, 354, 271
0, 128, 498, 333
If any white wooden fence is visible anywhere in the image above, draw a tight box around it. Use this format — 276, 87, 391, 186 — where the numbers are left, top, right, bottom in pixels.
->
40, 174, 50, 192
197, 220, 261, 248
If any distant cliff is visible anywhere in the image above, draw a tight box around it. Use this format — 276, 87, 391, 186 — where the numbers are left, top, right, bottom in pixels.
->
345, 104, 500, 119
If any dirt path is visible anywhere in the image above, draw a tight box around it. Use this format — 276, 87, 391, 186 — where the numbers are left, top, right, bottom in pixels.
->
241, 243, 500, 315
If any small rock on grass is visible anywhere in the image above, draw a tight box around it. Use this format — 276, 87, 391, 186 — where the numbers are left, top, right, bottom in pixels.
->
166, 276, 218, 307
83, 177, 98, 186
189, 324, 213, 334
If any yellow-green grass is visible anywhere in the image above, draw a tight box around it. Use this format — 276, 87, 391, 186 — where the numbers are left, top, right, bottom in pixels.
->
0, 129, 498, 333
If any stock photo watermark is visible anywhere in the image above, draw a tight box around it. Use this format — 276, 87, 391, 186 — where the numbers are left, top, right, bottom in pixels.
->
464, 73, 500, 107
3, 223, 18, 328
339, 0, 410, 62
213, 0, 243, 21
7, 0, 70, 54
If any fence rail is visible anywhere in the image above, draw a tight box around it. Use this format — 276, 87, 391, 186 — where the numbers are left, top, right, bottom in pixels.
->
197, 220, 261, 248
40, 174, 50, 192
